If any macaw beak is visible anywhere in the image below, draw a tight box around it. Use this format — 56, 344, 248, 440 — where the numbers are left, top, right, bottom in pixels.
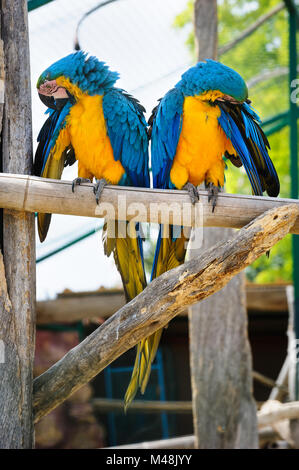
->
216, 94, 243, 104
38, 93, 56, 110
38, 92, 70, 111
38, 79, 73, 110
38, 79, 69, 99
38, 79, 58, 96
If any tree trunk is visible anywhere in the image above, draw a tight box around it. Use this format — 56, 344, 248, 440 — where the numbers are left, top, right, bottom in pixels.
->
189, 0, 258, 449
194, 0, 218, 61
189, 230, 258, 448
0, 0, 35, 449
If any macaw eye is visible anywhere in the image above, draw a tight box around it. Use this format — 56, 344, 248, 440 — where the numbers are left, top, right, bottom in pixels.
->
37, 74, 48, 88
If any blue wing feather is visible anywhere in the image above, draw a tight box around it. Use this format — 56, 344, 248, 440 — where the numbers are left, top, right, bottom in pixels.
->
150, 88, 184, 189
103, 89, 149, 188
102, 89, 149, 299
218, 107, 263, 195
34, 101, 73, 177
34, 100, 75, 243
218, 101, 279, 197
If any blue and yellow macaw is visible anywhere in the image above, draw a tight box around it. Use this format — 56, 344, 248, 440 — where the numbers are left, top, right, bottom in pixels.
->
124, 59, 280, 408
34, 51, 149, 302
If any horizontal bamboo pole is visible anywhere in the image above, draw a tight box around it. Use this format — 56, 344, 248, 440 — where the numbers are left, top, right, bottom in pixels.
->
258, 401, 299, 428
92, 388, 283, 414
0, 173, 299, 233
108, 428, 279, 449
108, 399, 299, 449
33, 204, 298, 423
107, 435, 196, 450
92, 398, 192, 413
253, 371, 288, 394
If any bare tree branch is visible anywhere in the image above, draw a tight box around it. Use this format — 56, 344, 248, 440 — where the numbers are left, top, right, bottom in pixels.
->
218, 2, 285, 56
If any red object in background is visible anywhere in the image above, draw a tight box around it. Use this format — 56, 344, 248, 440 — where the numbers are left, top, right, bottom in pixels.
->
34, 329, 105, 449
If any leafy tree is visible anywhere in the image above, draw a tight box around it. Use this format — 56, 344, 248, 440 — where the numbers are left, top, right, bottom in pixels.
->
174, 0, 298, 283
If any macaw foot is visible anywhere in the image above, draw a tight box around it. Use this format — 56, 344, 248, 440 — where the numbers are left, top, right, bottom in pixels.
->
183, 182, 199, 205
93, 178, 108, 204
205, 182, 220, 213
72, 177, 91, 193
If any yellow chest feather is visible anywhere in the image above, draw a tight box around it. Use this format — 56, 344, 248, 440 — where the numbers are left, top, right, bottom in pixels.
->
170, 95, 235, 189
66, 94, 124, 184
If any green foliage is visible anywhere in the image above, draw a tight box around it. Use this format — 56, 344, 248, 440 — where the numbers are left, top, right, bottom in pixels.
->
173, 0, 299, 283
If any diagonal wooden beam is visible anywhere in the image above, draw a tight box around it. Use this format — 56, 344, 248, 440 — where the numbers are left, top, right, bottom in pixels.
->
33, 204, 299, 423
219, 2, 286, 56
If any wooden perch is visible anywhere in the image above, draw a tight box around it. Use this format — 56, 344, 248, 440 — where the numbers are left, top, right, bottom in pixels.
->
108, 435, 196, 450
253, 371, 288, 394
108, 429, 279, 449
92, 398, 192, 414
0, 173, 299, 233
33, 204, 298, 423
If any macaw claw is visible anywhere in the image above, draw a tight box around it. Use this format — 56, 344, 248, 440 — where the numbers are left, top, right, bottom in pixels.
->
71, 177, 91, 193
183, 182, 199, 205
93, 178, 108, 204
206, 182, 220, 213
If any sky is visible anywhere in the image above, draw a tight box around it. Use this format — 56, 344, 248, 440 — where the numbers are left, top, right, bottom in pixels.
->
28, 0, 192, 300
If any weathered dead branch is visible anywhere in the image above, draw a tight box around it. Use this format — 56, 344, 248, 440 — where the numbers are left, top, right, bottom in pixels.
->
33, 204, 298, 423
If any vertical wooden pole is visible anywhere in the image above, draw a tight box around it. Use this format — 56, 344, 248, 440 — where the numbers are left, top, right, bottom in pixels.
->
194, 0, 218, 60
0, 36, 3, 138
0, 0, 36, 448
188, 0, 258, 449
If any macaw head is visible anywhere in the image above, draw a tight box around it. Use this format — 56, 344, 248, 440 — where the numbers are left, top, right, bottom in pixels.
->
176, 59, 248, 102
37, 51, 120, 106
